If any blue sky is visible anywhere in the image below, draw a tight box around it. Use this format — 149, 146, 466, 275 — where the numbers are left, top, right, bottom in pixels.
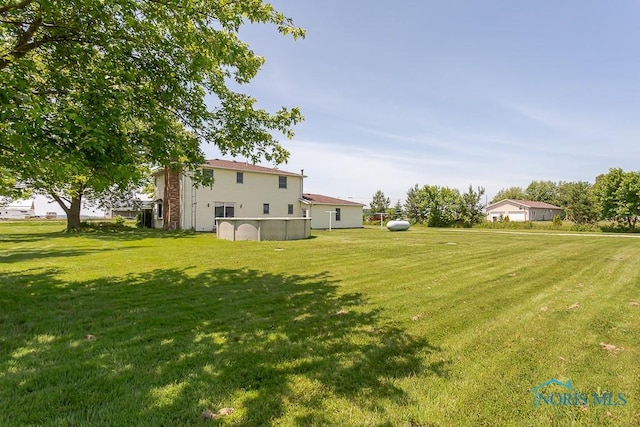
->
202, 0, 640, 206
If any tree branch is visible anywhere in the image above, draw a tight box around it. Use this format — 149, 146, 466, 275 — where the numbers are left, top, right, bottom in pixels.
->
1, 33, 83, 70
15, 16, 43, 52
0, 0, 33, 15
49, 191, 71, 214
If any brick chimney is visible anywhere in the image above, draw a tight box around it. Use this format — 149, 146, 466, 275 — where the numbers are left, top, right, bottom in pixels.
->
163, 166, 181, 230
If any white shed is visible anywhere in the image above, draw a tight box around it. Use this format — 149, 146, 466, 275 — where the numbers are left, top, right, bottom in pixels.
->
486, 199, 563, 222
0, 199, 36, 219
300, 193, 364, 229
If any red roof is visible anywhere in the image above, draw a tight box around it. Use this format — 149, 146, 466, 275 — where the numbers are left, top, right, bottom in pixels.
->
204, 159, 303, 177
301, 193, 365, 206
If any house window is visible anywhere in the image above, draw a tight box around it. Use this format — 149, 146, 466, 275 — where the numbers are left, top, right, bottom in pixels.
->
279, 176, 287, 189
157, 202, 163, 219
236, 172, 243, 184
288, 204, 294, 215
263, 203, 270, 214
214, 202, 235, 218
202, 168, 214, 186
336, 208, 341, 221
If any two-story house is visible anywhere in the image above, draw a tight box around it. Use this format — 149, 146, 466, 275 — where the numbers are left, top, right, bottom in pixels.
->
153, 159, 364, 231
154, 159, 306, 231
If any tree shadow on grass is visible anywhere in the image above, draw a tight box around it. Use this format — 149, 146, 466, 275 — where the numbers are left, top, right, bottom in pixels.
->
0, 267, 448, 425
0, 247, 145, 264
0, 228, 197, 244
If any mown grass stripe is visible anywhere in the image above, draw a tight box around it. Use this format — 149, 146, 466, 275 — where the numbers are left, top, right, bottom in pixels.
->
1, 222, 639, 425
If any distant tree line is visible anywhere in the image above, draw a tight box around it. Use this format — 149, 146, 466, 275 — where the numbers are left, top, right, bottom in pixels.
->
490, 180, 596, 225
491, 168, 640, 230
368, 167, 640, 231
367, 185, 485, 228
404, 184, 485, 227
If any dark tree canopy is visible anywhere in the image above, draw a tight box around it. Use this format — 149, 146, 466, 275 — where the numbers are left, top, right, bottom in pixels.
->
1, 0, 304, 230
490, 186, 526, 204
457, 185, 485, 227
404, 184, 485, 227
593, 168, 640, 230
369, 190, 391, 216
525, 180, 559, 206
558, 181, 597, 225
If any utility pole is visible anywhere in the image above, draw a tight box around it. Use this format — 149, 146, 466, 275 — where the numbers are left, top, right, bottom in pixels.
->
325, 210, 336, 231
376, 212, 388, 231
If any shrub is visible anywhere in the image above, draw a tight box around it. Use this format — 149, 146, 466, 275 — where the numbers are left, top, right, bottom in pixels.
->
113, 215, 126, 226
570, 223, 601, 232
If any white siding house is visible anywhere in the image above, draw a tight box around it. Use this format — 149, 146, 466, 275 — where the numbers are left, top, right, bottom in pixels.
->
0, 199, 35, 219
153, 159, 305, 231
300, 193, 364, 229
486, 199, 563, 222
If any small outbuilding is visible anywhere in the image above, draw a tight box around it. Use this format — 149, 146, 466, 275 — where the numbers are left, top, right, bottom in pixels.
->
300, 193, 364, 229
0, 199, 35, 219
110, 199, 154, 227
486, 199, 563, 222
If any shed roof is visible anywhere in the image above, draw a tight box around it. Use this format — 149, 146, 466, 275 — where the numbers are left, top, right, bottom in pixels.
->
301, 193, 365, 207
487, 199, 562, 210
4, 199, 35, 209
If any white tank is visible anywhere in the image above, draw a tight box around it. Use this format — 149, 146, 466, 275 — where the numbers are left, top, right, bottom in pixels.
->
386, 219, 410, 231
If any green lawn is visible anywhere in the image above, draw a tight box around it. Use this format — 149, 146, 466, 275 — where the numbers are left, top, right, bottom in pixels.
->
1, 221, 638, 426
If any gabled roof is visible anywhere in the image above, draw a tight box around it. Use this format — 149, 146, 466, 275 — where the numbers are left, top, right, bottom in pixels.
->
487, 199, 562, 210
300, 193, 365, 207
153, 158, 305, 177
204, 159, 304, 177
4, 199, 35, 210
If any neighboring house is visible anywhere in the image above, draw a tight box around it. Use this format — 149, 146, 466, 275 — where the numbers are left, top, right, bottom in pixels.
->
300, 193, 364, 229
0, 199, 35, 219
111, 204, 142, 220
153, 159, 306, 231
486, 199, 563, 222
110, 199, 154, 227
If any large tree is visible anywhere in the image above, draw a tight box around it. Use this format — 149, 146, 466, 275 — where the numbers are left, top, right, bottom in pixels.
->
1, 0, 304, 230
556, 181, 597, 225
405, 184, 460, 227
423, 185, 459, 227
525, 180, 559, 206
490, 186, 526, 203
369, 190, 390, 218
457, 185, 486, 227
593, 168, 640, 230
404, 184, 426, 224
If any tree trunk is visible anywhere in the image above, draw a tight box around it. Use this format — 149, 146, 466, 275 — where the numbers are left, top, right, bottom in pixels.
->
50, 191, 83, 231
66, 196, 82, 231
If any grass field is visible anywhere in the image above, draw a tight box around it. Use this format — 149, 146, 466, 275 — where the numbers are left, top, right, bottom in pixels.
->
1, 221, 639, 426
